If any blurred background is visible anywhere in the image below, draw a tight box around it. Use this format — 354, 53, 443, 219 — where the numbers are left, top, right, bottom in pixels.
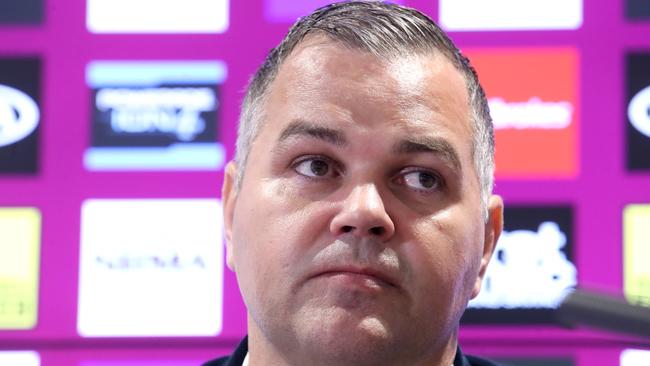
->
1, 0, 649, 365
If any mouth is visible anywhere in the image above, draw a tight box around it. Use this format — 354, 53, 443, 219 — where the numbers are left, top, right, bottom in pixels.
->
311, 267, 399, 289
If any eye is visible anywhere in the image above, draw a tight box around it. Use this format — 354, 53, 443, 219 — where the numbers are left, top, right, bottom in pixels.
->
399, 170, 443, 192
293, 157, 336, 178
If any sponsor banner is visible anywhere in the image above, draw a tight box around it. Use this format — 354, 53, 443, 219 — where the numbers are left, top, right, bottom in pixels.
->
626, 53, 650, 171
626, 0, 650, 19
84, 61, 226, 171
264, 0, 403, 23
464, 206, 576, 324
0, 208, 41, 330
77, 199, 223, 337
0, 0, 43, 24
0, 351, 40, 366
0, 58, 41, 174
621, 349, 650, 366
440, 0, 582, 31
623, 205, 650, 306
87, 0, 229, 33
464, 48, 579, 179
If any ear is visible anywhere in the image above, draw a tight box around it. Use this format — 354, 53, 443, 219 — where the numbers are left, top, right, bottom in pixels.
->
222, 161, 239, 272
471, 195, 503, 299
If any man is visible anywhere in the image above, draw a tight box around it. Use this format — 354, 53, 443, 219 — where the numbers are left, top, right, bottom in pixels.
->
205, 1, 504, 365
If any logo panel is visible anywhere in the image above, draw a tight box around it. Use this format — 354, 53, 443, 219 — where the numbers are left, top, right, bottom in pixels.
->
440, 0, 582, 31
626, 53, 650, 171
626, 0, 650, 20
465, 48, 580, 179
623, 205, 650, 306
0, 351, 40, 366
87, 0, 228, 33
264, 0, 403, 22
464, 206, 577, 324
77, 199, 224, 337
0, 0, 43, 24
622, 349, 650, 366
0, 58, 41, 174
0, 208, 41, 330
84, 61, 226, 171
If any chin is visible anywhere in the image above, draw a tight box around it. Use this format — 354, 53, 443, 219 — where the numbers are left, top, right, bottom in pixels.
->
296, 308, 399, 364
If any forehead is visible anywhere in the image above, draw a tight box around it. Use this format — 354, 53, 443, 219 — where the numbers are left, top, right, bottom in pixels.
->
261, 36, 473, 150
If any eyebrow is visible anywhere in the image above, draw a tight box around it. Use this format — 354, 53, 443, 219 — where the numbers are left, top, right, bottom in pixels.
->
393, 137, 462, 173
275, 119, 462, 172
277, 119, 348, 146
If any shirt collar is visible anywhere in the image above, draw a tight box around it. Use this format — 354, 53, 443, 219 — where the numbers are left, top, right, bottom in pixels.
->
241, 352, 454, 366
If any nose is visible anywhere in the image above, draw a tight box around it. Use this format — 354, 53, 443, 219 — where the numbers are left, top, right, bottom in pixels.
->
329, 183, 395, 240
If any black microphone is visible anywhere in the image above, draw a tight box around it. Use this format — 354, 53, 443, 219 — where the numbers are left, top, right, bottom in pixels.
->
556, 288, 650, 339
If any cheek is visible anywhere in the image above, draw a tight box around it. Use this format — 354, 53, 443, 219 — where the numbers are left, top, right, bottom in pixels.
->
405, 210, 483, 303
230, 178, 334, 297
405, 221, 455, 296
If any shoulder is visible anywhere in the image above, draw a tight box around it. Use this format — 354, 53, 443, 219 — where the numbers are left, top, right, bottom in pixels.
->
202, 356, 230, 366
456, 346, 501, 366
202, 337, 248, 366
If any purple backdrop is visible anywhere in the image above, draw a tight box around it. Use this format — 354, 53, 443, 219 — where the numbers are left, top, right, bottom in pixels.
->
0, 0, 649, 364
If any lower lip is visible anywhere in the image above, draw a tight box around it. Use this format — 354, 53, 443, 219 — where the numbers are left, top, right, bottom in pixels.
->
318, 271, 392, 290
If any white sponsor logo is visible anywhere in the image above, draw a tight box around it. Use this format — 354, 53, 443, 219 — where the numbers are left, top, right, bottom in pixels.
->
440, 0, 582, 31
78, 199, 224, 337
94, 253, 206, 270
621, 349, 650, 366
0, 351, 40, 366
628, 85, 650, 138
470, 221, 577, 309
95, 87, 216, 141
0, 85, 39, 147
87, 0, 229, 33
489, 97, 573, 130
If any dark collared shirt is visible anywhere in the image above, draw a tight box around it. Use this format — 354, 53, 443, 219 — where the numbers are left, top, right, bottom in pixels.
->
203, 337, 501, 366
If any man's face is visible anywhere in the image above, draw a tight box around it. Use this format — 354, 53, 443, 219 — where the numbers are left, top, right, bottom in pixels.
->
223, 37, 503, 365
